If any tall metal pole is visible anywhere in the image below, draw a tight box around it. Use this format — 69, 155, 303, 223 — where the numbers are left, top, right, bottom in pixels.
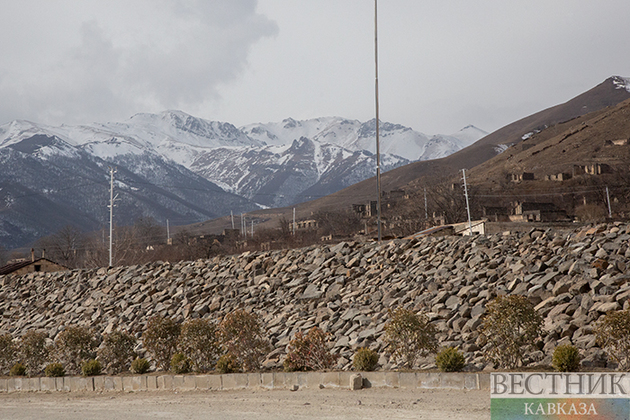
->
606, 186, 612, 218
424, 188, 428, 220
462, 169, 473, 236
109, 167, 115, 266
374, 0, 382, 242
292, 207, 296, 236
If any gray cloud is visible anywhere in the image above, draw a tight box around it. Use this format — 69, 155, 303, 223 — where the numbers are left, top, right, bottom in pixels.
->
0, 0, 277, 125
1, 0, 629, 136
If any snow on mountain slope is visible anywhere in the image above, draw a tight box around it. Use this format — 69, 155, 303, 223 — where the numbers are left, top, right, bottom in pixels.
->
242, 118, 486, 162
446, 125, 489, 146
4, 111, 264, 166
241, 117, 356, 147
189, 137, 409, 207
0, 120, 81, 159
0, 111, 486, 228
612, 75, 630, 93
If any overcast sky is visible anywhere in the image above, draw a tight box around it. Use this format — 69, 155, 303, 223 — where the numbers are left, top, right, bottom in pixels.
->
1, 0, 629, 135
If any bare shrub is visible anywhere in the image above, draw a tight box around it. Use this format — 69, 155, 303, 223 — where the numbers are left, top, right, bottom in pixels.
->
97, 330, 137, 374
480, 295, 543, 369
283, 327, 338, 372
0, 333, 18, 376
178, 319, 221, 373
218, 310, 270, 372
382, 308, 438, 369
143, 316, 181, 371
20, 331, 50, 376
54, 326, 100, 375
575, 204, 607, 222
595, 309, 630, 370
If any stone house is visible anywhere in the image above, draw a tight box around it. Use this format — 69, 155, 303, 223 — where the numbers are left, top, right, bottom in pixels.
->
511, 172, 535, 182
0, 257, 68, 276
545, 172, 572, 181
572, 163, 611, 176
510, 202, 568, 222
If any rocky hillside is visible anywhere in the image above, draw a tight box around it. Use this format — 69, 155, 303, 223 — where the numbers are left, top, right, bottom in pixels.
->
1, 223, 629, 371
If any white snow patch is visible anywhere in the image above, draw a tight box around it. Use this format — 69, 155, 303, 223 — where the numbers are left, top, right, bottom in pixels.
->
494, 144, 509, 154
612, 76, 630, 93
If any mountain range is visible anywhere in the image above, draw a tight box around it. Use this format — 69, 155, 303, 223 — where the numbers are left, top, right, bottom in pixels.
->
190, 76, 630, 236
0, 111, 485, 248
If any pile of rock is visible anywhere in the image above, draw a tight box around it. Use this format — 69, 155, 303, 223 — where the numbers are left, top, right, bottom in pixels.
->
1, 223, 629, 371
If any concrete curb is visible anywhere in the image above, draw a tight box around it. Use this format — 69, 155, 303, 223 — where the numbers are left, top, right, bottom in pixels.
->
0, 372, 490, 393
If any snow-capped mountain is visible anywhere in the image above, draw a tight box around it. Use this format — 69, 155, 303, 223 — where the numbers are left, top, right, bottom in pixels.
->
190, 137, 409, 207
0, 111, 486, 248
242, 117, 486, 161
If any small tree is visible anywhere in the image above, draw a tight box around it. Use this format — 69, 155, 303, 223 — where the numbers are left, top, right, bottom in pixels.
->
382, 308, 438, 369
283, 327, 338, 372
218, 310, 270, 372
0, 333, 18, 376
480, 295, 543, 369
178, 319, 221, 373
54, 326, 100, 375
595, 309, 630, 370
143, 316, 181, 371
98, 330, 137, 374
19, 331, 50, 376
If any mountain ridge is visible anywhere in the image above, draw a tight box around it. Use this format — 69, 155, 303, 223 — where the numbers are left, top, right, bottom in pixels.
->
0, 112, 483, 248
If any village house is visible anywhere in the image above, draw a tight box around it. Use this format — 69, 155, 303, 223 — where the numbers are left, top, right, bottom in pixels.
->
0, 250, 68, 276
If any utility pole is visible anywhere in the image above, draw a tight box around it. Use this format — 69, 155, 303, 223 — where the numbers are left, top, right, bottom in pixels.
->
606, 186, 612, 218
292, 208, 296, 236
251, 220, 254, 237
374, 0, 382, 242
231, 210, 235, 229
462, 169, 473, 236
424, 188, 428, 220
108, 167, 117, 267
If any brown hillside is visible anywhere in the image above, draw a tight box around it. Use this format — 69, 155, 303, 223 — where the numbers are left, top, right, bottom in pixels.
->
465, 97, 630, 212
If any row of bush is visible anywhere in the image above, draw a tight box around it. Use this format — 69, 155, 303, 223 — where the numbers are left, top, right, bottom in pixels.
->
0, 309, 269, 377
1, 296, 628, 377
